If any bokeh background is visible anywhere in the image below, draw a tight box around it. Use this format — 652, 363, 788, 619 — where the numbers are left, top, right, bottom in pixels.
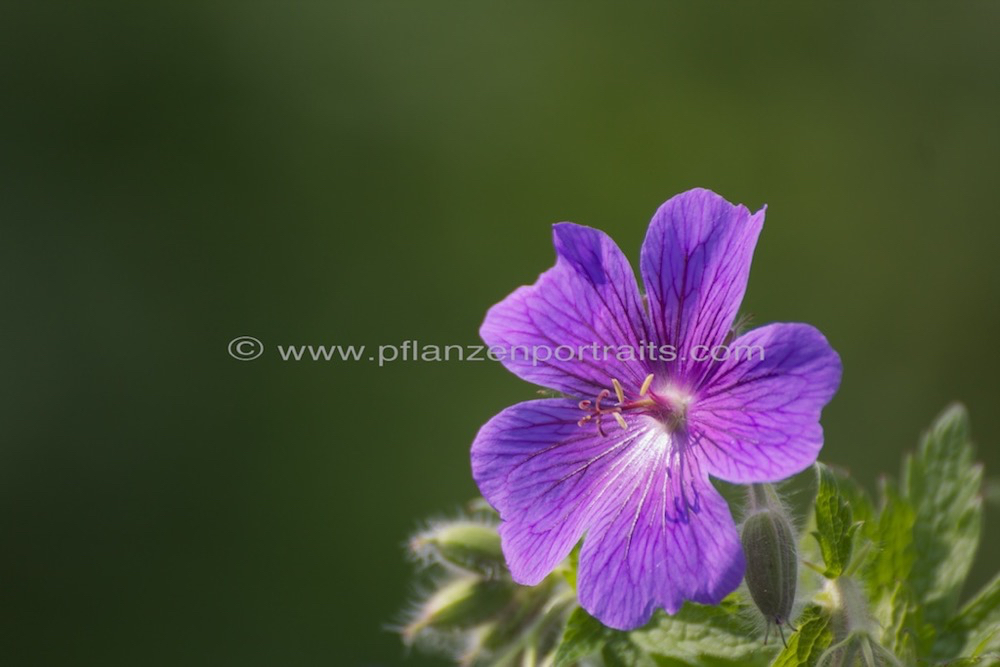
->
3, 3, 999, 665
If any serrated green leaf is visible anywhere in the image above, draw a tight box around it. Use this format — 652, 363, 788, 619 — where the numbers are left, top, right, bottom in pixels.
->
867, 481, 916, 596
631, 596, 773, 667
881, 582, 919, 662
556, 597, 771, 667
939, 572, 1000, 659
826, 465, 875, 531
554, 607, 612, 667
812, 463, 855, 578
863, 481, 920, 653
902, 404, 983, 626
769, 605, 833, 667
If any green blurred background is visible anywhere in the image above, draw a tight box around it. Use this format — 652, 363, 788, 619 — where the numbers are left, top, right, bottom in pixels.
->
2, 3, 999, 665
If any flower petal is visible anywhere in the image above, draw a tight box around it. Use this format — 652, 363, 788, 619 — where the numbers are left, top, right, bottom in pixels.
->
690, 322, 842, 483
481, 223, 653, 399
471, 398, 654, 585
576, 441, 744, 630
639, 188, 764, 384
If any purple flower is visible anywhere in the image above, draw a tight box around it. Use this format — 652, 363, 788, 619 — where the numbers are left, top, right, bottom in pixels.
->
470, 188, 842, 630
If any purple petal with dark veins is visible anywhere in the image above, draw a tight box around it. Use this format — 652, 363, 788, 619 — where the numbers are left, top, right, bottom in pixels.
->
690, 323, 843, 483
471, 399, 744, 629
639, 188, 764, 386
576, 439, 744, 630
481, 223, 653, 399
471, 399, 655, 586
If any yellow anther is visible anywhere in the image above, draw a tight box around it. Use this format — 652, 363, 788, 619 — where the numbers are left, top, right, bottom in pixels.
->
613, 413, 628, 430
612, 378, 625, 404
639, 373, 655, 397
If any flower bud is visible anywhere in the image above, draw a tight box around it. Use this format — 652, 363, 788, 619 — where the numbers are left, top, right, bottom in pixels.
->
741, 485, 798, 644
399, 500, 576, 666
816, 629, 902, 667
409, 519, 505, 575
402, 576, 514, 641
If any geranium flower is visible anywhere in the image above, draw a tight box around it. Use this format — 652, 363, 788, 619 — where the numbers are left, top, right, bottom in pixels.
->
471, 188, 841, 630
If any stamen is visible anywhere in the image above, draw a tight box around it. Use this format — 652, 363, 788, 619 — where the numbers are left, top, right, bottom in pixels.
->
639, 373, 654, 397
611, 378, 625, 404
594, 389, 611, 411
578, 380, 655, 436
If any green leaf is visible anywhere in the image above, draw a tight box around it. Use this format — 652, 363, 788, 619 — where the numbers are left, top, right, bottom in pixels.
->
902, 404, 983, 626
769, 605, 833, 667
880, 582, 919, 662
603, 637, 657, 667
631, 596, 774, 667
863, 480, 920, 652
811, 463, 857, 578
866, 481, 916, 596
940, 572, 1000, 659
554, 607, 613, 667
825, 464, 875, 531
556, 596, 771, 667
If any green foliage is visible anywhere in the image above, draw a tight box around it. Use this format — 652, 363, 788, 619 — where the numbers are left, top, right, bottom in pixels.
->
902, 404, 983, 627
403, 405, 998, 667
866, 481, 915, 596
554, 608, 610, 667
865, 482, 920, 656
630, 596, 773, 666
811, 463, 858, 578
770, 606, 832, 667
941, 572, 1000, 659
555, 598, 776, 667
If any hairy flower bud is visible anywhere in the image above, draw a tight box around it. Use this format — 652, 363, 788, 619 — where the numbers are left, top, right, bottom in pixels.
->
399, 502, 576, 666
402, 576, 513, 641
741, 484, 798, 645
409, 519, 505, 575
